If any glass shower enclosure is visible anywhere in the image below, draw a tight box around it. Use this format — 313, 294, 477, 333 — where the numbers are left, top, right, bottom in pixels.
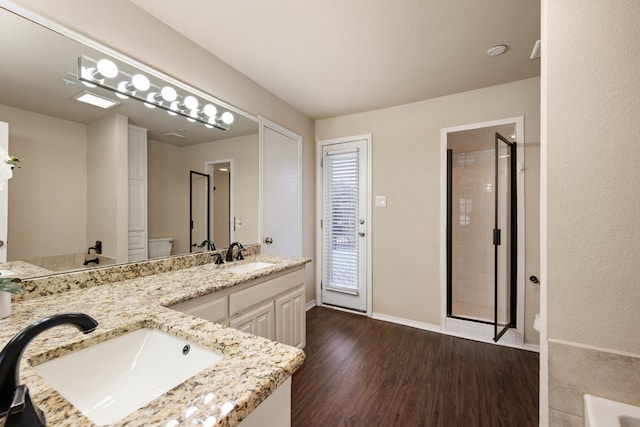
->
446, 127, 517, 342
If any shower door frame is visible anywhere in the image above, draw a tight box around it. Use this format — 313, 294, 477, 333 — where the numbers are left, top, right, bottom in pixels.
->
439, 117, 525, 347
189, 170, 211, 253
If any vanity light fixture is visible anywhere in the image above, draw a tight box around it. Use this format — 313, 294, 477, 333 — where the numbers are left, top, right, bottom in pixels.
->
73, 91, 121, 109
77, 55, 234, 130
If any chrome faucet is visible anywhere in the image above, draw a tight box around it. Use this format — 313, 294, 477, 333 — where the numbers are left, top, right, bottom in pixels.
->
225, 242, 245, 262
0, 313, 98, 424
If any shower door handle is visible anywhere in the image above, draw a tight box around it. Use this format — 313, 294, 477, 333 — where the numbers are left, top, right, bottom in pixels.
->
492, 229, 501, 245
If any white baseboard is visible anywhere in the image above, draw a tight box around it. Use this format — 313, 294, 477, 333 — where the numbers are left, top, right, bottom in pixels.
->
371, 313, 442, 333
305, 299, 317, 311
371, 312, 540, 353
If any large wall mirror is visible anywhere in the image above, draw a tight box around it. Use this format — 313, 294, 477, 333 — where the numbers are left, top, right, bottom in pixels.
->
0, 7, 260, 278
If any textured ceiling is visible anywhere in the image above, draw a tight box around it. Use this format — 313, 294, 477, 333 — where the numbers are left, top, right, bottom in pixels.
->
130, 0, 540, 119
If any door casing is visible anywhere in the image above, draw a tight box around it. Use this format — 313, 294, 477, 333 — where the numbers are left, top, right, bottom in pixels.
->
315, 134, 372, 316
440, 117, 525, 346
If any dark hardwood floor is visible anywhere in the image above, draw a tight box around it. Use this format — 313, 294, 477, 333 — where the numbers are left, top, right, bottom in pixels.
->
291, 307, 539, 427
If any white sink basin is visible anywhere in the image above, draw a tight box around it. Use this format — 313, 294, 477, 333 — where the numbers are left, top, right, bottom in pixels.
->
0, 269, 17, 277
225, 261, 274, 274
34, 328, 224, 426
584, 394, 640, 427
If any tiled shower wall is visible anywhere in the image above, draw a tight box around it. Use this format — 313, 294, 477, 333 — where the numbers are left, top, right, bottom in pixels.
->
451, 150, 494, 316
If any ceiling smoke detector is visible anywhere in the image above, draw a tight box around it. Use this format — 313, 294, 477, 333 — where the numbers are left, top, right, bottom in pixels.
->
486, 45, 508, 56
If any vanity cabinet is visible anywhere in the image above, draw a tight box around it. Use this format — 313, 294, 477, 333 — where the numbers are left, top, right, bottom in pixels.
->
229, 301, 275, 340
169, 293, 228, 324
275, 287, 305, 348
170, 266, 305, 348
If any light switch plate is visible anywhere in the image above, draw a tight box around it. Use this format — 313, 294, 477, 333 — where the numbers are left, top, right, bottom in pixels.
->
375, 196, 387, 207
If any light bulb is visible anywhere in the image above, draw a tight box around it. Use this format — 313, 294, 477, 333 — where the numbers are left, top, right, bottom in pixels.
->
189, 109, 200, 120
96, 59, 118, 79
144, 93, 157, 108
168, 100, 180, 115
131, 74, 150, 91
80, 67, 97, 88
161, 86, 177, 102
221, 112, 234, 125
115, 81, 130, 99
203, 104, 217, 117
184, 95, 198, 110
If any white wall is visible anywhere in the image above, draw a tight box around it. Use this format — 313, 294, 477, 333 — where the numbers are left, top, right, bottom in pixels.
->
317, 77, 540, 327
1, 104, 88, 260
542, 1, 640, 425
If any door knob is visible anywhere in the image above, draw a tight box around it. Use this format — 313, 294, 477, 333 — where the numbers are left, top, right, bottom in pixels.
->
265, 237, 273, 244
0, 240, 4, 247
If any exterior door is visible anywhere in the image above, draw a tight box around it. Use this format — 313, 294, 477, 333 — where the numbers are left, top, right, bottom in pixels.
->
261, 121, 301, 256
319, 138, 368, 312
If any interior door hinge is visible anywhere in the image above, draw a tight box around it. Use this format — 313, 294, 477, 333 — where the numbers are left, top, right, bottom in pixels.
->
320, 219, 323, 228
320, 157, 323, 167
493, 229, 501, 245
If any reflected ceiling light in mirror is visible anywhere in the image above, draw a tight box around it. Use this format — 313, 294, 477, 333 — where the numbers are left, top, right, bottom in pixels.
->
144, 93, 157, 108
115, 74, 151, 99
80, 58, 118, 88
204, 104, 217, 118
77, 55, 234, 130
73, 91, 121, 109
221, 112, 234, 125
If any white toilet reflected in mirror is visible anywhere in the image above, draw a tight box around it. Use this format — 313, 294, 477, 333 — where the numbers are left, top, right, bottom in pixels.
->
148, 238, 173, 258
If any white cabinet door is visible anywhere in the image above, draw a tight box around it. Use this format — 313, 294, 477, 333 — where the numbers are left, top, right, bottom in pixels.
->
230, 301, 275, 341
128, 125, 147, 261
275, 287, 305, 349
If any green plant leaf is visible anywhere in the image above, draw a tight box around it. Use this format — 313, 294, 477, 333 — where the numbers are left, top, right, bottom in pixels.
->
0, 277, 22, 293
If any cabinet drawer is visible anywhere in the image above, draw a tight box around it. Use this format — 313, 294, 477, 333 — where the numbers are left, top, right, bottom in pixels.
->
229, 268, 304, 316
171, 295, 228, 324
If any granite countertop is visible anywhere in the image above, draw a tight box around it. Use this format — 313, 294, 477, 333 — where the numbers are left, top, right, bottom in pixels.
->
0, 254, 309, 426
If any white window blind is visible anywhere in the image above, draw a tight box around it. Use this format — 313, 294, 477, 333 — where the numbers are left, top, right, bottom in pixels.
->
323, 148, 359, 294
